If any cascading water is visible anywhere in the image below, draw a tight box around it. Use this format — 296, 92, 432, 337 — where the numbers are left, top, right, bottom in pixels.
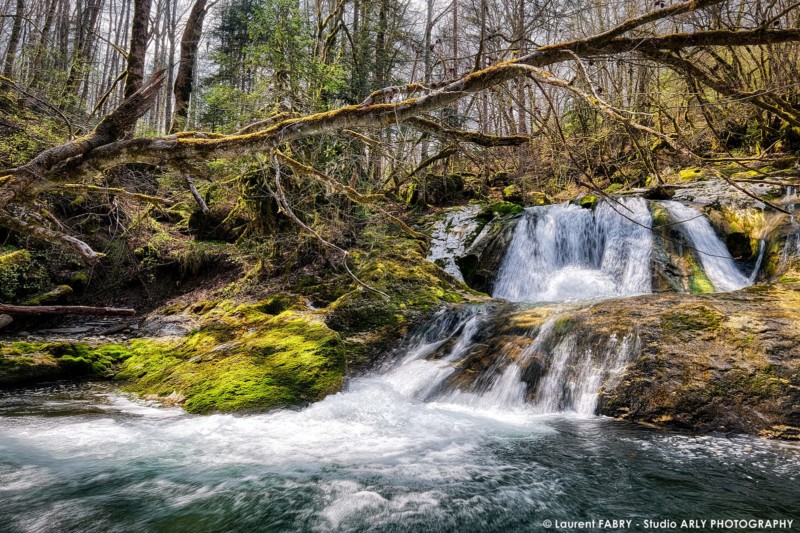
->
750, 239, 766, 282
414, 196, 754, 417
660, 200, 751, 292
492, 198, 653, 302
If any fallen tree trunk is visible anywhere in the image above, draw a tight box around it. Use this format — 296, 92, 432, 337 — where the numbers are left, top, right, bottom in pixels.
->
0, 304, 136, 316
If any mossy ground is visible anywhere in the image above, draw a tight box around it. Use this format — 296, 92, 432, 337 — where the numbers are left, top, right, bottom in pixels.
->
0, 341, 131, 386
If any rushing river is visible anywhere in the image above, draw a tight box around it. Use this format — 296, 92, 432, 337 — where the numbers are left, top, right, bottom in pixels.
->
1, 381, 799, 533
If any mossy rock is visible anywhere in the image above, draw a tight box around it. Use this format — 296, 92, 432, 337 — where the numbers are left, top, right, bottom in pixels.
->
326, 236, 469, 335
502, 184, 524, 203
0, 341, 131, 387
677, 167, 708, 182
529, 191, 550, 206
117, 302, 346, 413
23, 285, 73, 305
478, 201, 524, 220
660, 304, 723, 332
578, 195, 598, 209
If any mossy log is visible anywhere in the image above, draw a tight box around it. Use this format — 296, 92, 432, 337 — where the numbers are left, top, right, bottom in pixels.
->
0, 303, 135, 316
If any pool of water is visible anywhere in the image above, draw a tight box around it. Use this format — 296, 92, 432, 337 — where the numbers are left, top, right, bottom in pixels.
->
1, 381, 798, 532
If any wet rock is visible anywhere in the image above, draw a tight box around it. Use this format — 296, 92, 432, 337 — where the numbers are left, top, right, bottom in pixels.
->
589, 283, 800, 439
456, 214, 520, 293
140, 314, 198, 337
40, 326, 93, 334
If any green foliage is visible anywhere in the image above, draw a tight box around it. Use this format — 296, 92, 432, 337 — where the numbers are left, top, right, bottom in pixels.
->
0, 248, 50, 303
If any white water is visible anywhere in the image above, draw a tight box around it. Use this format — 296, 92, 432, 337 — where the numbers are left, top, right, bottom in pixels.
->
420, 197, 752, 416
750, 239, 766, 282
3, 382, 799, 533
531, 329, 637, 415
492, 198, 653, 302
660, 200, 750, 292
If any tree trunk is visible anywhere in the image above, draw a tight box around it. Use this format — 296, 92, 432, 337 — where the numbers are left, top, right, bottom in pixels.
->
124, 0, 153, 98
170, 0, 208, 133
2, 0, 26, 79
29, 0, 58, 88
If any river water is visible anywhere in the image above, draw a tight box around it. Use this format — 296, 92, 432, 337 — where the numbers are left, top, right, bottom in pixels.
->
1, 382, 799, 532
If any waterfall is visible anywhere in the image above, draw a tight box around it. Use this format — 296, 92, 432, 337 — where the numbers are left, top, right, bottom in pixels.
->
492, 197, 653, 302
660, 200, 750, 292
749, 239, 766, 282
376, 306, 637, 416
408, 196, 753, 416
531, 329, 637, 415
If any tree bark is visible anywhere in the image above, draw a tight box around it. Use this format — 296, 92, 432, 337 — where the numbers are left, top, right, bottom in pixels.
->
2, 0, 25, 79
124, 0, 153, 98
170, 0, 208, 133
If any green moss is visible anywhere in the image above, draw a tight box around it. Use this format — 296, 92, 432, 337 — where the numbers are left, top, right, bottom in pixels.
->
0, 249, 30, 266
69, 272, 90, 287
677, 167, 707, 182
326, 232, 473, 335
116, 304, 346, 414
478, 201, 524, 220
650, 203, 670, 227
685, 254, 714, 294
503, 184, 523, 203
0, 341, 132, 386
579, 195, 598, 209
553, 316, 574, 334
529, 192, 550, 206
604, 183, 625, 194
660, 305, 723, 331
23, 285, 73, 305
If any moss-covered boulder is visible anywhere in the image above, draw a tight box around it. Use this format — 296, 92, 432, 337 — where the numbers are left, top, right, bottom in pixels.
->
116, 299, 346, 413
478, 201, 524, 219
578, 194, 598, 209
502, 184, 524, 204
677, 167, 708, 182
